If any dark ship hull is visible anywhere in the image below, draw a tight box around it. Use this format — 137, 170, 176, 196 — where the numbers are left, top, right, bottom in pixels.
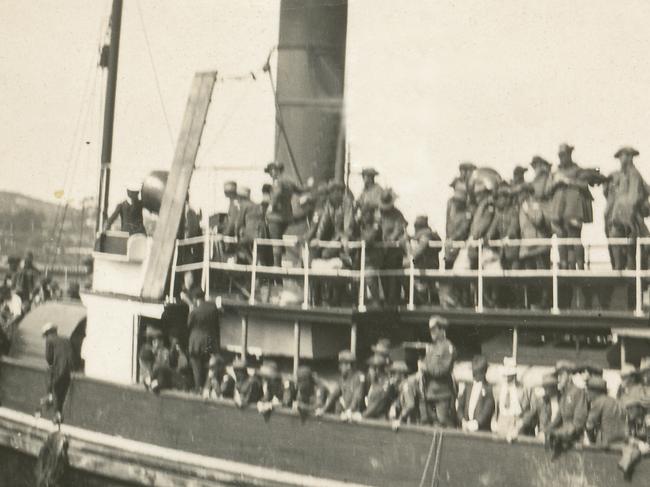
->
1, 357, 647, 487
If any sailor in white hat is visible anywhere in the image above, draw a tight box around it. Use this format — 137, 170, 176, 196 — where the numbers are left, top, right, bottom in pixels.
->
104, 179, 146, 235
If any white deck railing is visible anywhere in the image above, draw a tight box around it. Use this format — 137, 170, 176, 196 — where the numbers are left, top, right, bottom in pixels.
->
169, 234, 650, 316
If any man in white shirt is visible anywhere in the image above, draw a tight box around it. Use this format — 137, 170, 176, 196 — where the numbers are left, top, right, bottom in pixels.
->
457, 354, 495, 432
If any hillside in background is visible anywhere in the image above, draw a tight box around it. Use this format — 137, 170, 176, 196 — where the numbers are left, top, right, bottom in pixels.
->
0, 191, 96, 267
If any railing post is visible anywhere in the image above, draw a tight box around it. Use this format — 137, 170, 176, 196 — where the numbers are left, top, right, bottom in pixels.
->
407, 256, 415, 310
551, 234, 559, 314
476, 240, 483, 312
635, 238, 642, 316
293, 320, 301, 379
241, 315, 248, 357
168, 240, 179, 300
620, 336, 626, 367
249, 239, 258, 305
302, 241, 309, 310
203, 230, 211, 298
350, 323, 358, 358
358, 240, 366, 312
512, 326, 518, 364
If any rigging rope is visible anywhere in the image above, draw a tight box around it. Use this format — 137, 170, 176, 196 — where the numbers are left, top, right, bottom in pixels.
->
136, 0, 175, 149
418, 430, 440, 487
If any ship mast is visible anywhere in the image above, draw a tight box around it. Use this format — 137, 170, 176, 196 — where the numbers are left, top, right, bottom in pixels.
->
95, 0, 123, 233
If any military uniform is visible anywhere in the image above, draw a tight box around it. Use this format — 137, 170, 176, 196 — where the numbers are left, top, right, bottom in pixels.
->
549, 381, 589, 439
323, 370, 366, 415
488, 189, 520, 269
187, 299, 221, 391
410, 217, 441, 304
379, 191, 407, 304
604, 147, 649, 269
362, 375, 393, 419
422, 337, 457, 427
468, 193, 496, 266
444, 186, 473, 268
585, 378, 627, 445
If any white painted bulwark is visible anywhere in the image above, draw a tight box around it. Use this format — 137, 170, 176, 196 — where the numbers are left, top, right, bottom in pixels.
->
80, 292, 164, 384
92, 235, 151, 296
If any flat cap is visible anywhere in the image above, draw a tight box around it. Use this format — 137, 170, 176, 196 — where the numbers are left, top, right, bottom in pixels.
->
428, 315, 449, 329
361, 167, 379, 177
338, 350, 355, 363
614, 146, 639, 158
389, 360, 409, 374
554, 360, 576, 374
587, 377, 608, 392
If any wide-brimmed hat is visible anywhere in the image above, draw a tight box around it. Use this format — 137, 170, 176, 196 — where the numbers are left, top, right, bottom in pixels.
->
554, 360, 576, 375
223, 181, 237, 196
361, 167, 379, 177
620, 363, 639, 379
428, 315, 449, 329
41, 322, 57, 336
459, 161, 476, 171
379, 189, 397, 210
371, 338, 391, 356
530, 156, 551, 169
338, 350, 355, 363
614, 146, 639, 159
260, 360, 279, 379
389, 360, 409, 374
558, 143, 574, 155
587, 377, 608, 393
577, 362, 603, 377
264, 161, 284, 174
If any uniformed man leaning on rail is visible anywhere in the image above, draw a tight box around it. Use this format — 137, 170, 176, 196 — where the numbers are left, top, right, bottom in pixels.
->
422, 315, 457, 427
104, 182, 146, 235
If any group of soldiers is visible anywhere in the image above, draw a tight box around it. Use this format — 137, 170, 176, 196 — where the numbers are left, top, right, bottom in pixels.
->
444, 143, 649, 273
133, 309, 650, 476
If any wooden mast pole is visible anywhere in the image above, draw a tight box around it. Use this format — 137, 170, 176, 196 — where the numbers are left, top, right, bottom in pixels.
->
96, 0, 123, 233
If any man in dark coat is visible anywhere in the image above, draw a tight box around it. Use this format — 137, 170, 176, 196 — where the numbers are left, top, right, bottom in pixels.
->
422, 315, 457, 427
293, 365, 329, 418
316, 350, 366, 419
520, 373, 560, 437
42, 323, 74, 421
378, 189, 407, 305
362, 355, 393, 419
604, 146, 649, 270
231, 357, 263, 408
488, 183, 520, 269
408, 215, 441, 305
457, 354, 495, 432
444, 179, 473, 269
187, 289, 220, 392
105, 183, 146, 235
585, 376, 627, 446
14, 251, 40, 303
358, 204, 383, 305
550, 143, 602, 270
547, 360, 589, 454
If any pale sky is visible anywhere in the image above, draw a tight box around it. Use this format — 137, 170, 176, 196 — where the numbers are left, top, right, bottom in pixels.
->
3, 0, 650, 244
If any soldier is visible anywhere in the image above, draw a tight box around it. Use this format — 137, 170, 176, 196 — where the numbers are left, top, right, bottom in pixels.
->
387, 360, 409, 423
444, 179, 473, 269
604, 147, 649, 270
293, 365, 328, 418
547, 360, 589, 455
519, 373, 560, 438
549, 143, 600, 270
316, 350, 365, 419
511, 165, 527, 188
104, 182, 146, 235
407, 215, 442, 305
422, 315, 457, 427
457, 354, 495, 432
585, 376, 627, 446
41, 322, 74, 422
468, 182, 496, 269
231, 357, 263, 408
618, 393, 650, 479
392, 356, 429, 430
488, 183, 520, 270
361, 355, 393, 419
187, 289, 220, 392
458, 162, 477, 195
265, 161, 304, 266
378, 189, 407, 305
357, 167, 383, 211
236, 186, 265, 264
371, 338, 392, 366
358, 204, 383, 305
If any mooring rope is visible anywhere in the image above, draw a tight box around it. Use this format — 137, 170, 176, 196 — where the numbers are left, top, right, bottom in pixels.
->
431, 432, 444, 487
418, 430, 439, 487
